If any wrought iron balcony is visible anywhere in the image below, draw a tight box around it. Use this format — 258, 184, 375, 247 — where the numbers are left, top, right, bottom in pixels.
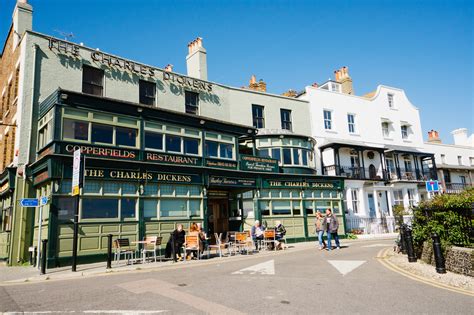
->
443, 183, 473, 194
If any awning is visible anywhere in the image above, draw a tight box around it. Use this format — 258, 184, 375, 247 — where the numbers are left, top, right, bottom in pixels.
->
380, 117, 393, 123
400, 120, 412, 127
384, 145, 433, 156
320, 138, 385, 151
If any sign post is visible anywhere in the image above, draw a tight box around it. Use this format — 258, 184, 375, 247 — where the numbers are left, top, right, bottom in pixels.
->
36, 196, 49, 269
71, 149, 84, 272
425, 180, 439, 199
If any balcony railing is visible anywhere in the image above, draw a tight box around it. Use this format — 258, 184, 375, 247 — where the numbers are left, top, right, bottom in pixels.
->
444, 183, 473, 194
387, 168, 435, 182
324, 165, 384, 180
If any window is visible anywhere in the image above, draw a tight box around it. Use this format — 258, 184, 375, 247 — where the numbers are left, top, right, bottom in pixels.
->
280, 109, 292, 131
388, 93, 394, 108
55, 197, 75, 221
283, 148, 292, 164
145, 131, 163, 150
272, 148, 281, 163
401, 125, 408, 139
166, 135, 181, 152
220, 143, 233, 159
470, 157, 474, 166
407, 189, 417, 207
37, 110, 54, 149
382, 122, 390, 138
139, 80, 156, 106
386, 158, 395, 174
404, 157, 412, 172
460, 176, 466, 185
82, 65, 104, 96
458, 156, 462, 165
393, 190, 404, 206
204, 133, 234, 159
121, 198, 136, 218
440, 154, 446, 164
184, 138, 199, 155
324, 110, 332, 130
252, 105, 265, 128
350, 150, 360, 168
63, 119, 89, 141
82, 198, 118, 219
116, 127, 137, 147
347, 114, 356, 133
444, 170, 451, 183
91, 123, 113, 144
145, 123, 200, 155
205, 141, 218, 158
351, 189, 359, 214
185, 91, 199, 114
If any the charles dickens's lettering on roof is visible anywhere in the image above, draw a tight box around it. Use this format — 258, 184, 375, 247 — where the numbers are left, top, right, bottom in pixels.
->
49, 38, 80, 57
91, 51, 156, 77
163, 72, 212, 92
85, 168, 199, 184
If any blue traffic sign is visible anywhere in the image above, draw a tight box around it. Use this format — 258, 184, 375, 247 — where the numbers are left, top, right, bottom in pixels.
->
425, 180, 439, 192
40, 196, 49, 206
20, 198, 39, 207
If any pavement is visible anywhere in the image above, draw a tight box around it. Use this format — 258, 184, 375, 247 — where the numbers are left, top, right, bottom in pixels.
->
0, 236, 473, 314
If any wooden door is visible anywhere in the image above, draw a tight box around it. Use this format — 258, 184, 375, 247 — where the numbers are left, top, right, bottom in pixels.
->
208, 199, 229, 235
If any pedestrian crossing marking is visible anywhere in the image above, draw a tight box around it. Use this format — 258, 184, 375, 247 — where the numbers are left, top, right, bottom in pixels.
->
328, 260, 366, 276
232, 259, 275, 275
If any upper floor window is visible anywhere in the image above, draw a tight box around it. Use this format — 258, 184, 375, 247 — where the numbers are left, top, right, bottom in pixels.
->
82, 65, 104, 96
144, 122, 201, 155
388, 93, 394, 108
280, 109, 292, 131
323, 110, 332, 130
440, 154, 446, 164
381, 122, 390, 138
139, 80, 156, 106
470, 157, 474, 166
401, 125, 409, 139
347, 114, 356, 133
458, 156, 462, 165
185, 91, 199, 115
205, 133, 235, 160
252, 105, 265, 128
37, 110, 54, 149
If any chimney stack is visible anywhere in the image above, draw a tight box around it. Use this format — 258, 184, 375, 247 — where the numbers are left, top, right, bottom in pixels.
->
186, 37, 207, 81
427, 130, 442, 143
282, 89, 297, 98
248, 75, 267, 92
451, 128, 468, 145
12, 0, 33, 49
334, 66, 354, 95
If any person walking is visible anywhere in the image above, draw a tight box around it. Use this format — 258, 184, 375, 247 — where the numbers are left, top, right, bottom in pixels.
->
315, 211, 326, 250
324, 208, 340, 251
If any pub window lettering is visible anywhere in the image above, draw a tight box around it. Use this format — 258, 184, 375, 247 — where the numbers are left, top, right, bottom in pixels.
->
252, 105, 265, 128
139, 80, 156, 106
185, 91, 199, 115
280, 109, 292, 131
82, 65, 104, 96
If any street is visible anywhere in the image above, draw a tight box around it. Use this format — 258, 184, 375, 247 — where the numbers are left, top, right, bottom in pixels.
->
1, 239, 472, 314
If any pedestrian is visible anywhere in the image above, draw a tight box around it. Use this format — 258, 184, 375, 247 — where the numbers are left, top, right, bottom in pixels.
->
251, 220, 265, 250
315, 211, 326, 250
323, 208, 340, 250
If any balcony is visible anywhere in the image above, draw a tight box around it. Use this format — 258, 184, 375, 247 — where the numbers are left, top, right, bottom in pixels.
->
387, 168, 434, 182
324, 165, 384, 180
444, 183, 473, 194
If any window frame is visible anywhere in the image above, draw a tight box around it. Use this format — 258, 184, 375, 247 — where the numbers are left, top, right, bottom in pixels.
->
280, 109, 292, 131
401, 125, 409, 139
388, 93, 394, 108
185, 90, 199, 115
82, 65, 104, 96
139, 79, 156, 106
347, 113, 356, 133
323, 110, 332, 130
252, 105, 265, 129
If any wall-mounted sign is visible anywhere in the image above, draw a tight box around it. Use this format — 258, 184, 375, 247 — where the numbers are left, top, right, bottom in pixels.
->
205, 159, 238, 169
163, 72, 212, 92
240, 155, 279, 173
33, 170, 49, 186
262, 179, 342, 190
84, 168, 201, 184
209, 176, 256, 188
145, 151, 201, 166
62, 143, 139, 160
91, 51, 156, 77
71, 149, 82, 196
49, 38, 80, 57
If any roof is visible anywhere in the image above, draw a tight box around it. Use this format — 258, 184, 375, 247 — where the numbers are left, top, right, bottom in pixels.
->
319, 139, 385, 151
436, 164, 474, 171
384, 145, 433, 156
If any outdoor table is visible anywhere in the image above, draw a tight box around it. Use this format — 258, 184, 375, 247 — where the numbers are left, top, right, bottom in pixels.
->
131, 240, 149, 263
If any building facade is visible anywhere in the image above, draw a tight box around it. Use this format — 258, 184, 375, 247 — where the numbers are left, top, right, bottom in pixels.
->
300, 67, 437, 234
0, 1, 345, 266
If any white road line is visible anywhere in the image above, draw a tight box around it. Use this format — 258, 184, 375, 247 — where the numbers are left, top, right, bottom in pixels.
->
232, 259, 275, 275
118, 279, 244, 315
362, 244, 392, 248
328, 260, 366, 276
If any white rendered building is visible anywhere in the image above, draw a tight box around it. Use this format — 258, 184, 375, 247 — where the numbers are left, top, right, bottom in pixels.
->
299, 67, 438, 234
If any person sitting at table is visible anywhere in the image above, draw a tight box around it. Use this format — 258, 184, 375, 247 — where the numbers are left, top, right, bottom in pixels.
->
189, 222, 199, 234
251, 220, 265, 250
274, 221, 287, 250
197, 223, 209, 256
165, 224, 186, 261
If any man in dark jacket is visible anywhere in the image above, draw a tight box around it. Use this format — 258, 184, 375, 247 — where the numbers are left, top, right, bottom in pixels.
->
323, 208, 340, 250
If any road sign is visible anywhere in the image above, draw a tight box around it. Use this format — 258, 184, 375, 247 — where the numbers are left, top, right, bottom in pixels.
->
72, 149, 81, 196
20, 198, 39, 207
425, 180, 439, 192
40, 196, 49, 206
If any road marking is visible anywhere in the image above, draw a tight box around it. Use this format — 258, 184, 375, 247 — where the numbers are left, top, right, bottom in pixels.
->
84, 311, 168, 314
328, 260, 366, 276
232, 259, 275, 275
362, 244, 391, 248
118, 279, 244, 315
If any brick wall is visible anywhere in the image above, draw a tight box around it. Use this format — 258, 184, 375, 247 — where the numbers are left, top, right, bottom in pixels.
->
0, 27, 20, 172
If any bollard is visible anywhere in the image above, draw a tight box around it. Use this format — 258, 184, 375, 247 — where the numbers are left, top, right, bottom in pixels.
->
106, 234, 113, 269
400, 224, 407, 254
404, 226, 417, 262
431, 233, 446, 274
171, 233, 177, 263
40, 239, 48, 275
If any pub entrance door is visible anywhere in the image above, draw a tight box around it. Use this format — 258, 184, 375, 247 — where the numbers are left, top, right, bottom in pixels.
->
207, 197, 229, 237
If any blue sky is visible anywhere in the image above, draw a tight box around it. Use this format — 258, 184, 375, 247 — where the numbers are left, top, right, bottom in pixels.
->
1, 0, 472, 144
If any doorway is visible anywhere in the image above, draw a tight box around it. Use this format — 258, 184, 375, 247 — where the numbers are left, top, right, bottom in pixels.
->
368, 193, 376, 217
207, 198, 229, 236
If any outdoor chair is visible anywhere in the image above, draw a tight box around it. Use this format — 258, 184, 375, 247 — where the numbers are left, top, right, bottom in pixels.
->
141, 236, 163, 263
183, 235, 201, 261
263, 230, 276, 251
208, 232, 232, 257
233, 232, 251, 255
114, 238, 135, 265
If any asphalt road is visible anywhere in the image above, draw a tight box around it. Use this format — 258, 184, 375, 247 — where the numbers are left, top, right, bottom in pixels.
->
1, 239, 472, 314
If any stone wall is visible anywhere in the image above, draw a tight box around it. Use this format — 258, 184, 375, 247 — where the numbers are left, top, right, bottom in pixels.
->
445, 246, 473, 277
